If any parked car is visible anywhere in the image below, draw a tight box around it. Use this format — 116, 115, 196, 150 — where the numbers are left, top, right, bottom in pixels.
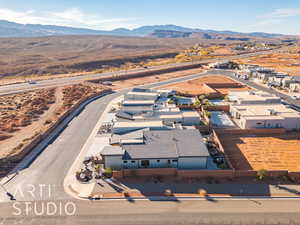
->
291, 95, 300, 100
28, 80, 37, 84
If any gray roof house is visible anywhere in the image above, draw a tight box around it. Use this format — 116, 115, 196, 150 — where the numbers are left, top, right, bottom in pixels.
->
101, 129, 210, 170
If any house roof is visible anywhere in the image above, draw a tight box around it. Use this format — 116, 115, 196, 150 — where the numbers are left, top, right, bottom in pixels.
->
121, 105, 153, 112
113, 120, 164, 128
101, 146, 125, 156
110, 128, 149, 145
123, 100, 155, 106
115, 111, 134, 120
123, 129, 209, 160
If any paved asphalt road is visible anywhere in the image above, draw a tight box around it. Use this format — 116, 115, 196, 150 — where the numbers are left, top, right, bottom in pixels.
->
0, 199, 300, 224
0, 46, 290, 96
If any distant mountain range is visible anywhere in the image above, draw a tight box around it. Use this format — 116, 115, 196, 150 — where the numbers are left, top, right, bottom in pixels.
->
0, 20, 291, 39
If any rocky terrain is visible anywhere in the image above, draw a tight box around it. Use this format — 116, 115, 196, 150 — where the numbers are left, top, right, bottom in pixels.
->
0, 83, 109, 175
0, 89, 56, 142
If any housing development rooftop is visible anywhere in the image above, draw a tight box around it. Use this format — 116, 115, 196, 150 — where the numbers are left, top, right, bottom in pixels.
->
228, 90, 281, 104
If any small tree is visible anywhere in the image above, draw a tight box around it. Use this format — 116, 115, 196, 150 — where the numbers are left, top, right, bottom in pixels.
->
202, 99, 209, 105
193, 99, 201, 108
257, 169, 268, 180
224, 95, 229, 102
168, 99, 175, 104
198, 95, 206, 103
104, 167, 113, 178
205, 111, 212, 118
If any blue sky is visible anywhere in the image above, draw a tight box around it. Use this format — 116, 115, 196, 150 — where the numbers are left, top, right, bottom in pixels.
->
0, 0, 300, 34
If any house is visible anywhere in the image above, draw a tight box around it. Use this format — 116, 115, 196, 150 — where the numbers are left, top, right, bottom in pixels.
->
230, 103, 300, 130
121, 105, 154, 115
228, 90, 281, 105
124, 88, 175, 101
116, 88, 201, 127
283, 76, 300, 90
267, 72, 289, 87
112, 121, 166, 134
101, 129, 210, 170
252, 67, 275, 80
125, 91, 159, 101
181, 111, 201, 125
290, 83, 300, 92
175, 97, 196, 106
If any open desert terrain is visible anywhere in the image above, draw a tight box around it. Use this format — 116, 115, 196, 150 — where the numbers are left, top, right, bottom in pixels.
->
0, 35, 241, 79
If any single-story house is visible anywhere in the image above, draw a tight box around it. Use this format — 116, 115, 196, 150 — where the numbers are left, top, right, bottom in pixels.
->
230, 103, 300, 130
101, 129, 210, 170
112, 121, 166, 134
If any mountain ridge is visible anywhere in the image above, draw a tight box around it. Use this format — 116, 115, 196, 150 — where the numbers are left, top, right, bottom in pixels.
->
0, 20, 293, 38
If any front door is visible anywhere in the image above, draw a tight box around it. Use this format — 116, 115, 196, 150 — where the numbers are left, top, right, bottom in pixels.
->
141, 160, 150, 168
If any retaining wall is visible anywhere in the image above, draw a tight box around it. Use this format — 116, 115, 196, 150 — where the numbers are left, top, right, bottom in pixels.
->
90, 63, 203, 83
177, 169, 234, 178
204, 105, 230, 112
214, 128, 286, 135
113, 168, 299, 179
205, 83, 244, 88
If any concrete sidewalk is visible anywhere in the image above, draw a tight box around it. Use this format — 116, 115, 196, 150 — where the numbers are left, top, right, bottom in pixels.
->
77, 176, 300, 200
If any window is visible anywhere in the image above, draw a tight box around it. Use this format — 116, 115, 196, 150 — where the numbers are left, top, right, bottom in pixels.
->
131, 160, 136, 163
167, 160, 171, 164
157, 160, 160, 162
172, 160, 178, 162
124, 161, 127, 163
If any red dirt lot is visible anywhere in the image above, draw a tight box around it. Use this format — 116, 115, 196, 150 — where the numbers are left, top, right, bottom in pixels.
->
217, 132, 300, 172
161, 75, 251, 96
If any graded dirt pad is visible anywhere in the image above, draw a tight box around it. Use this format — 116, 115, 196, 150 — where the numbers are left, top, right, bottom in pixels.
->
236, 46, 300, 75
161, 75, 251, 96
218, 132, 300, 171
111, 67, 204, 90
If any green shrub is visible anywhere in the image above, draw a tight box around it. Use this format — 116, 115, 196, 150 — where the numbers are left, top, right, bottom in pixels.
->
168, 99, 175, 104
104, 167, 113, 178
257, 169, 268, 180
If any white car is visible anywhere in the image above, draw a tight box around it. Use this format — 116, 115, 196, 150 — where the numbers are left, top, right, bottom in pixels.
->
291, 96, 300, 100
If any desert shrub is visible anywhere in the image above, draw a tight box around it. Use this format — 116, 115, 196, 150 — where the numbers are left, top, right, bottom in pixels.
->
104, 167, 113, 178
257, 169, 268, 180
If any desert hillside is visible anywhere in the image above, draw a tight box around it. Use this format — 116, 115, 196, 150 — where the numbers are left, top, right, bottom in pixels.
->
0, 35, 211, 78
